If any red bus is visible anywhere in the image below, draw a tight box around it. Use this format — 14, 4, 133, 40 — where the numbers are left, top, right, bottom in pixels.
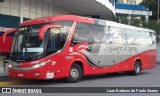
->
8, 15, 156, 82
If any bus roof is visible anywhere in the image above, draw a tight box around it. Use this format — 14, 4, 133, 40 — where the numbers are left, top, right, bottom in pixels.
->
20, 15, 155, 33
95, 19, 155, 33
20, 15, 94, 27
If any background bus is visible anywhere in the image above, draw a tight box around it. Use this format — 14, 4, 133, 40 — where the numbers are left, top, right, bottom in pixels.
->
0, 29, 16, 54
8, 15, 156, 82
0, 29, 16, 73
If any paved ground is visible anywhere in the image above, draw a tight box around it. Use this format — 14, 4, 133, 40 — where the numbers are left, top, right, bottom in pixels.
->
157, 44, 160, 63
0, 64, 160, 96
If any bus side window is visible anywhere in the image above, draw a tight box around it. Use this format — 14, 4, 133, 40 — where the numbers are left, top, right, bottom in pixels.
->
121, 28, 127, 44
124, 29, 135, 45
140, 31, 152, 46
108, 27, 124, 44
92, 25, 105, 43
148, 32, 156, 45
152, 33, 156, 44
134, 30, 142, 45
46, 28, 60, 55
71, 23, 92, 46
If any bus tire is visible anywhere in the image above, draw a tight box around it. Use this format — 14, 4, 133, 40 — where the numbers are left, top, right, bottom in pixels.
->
66, 63, 82, 83
132, 61, 141, 75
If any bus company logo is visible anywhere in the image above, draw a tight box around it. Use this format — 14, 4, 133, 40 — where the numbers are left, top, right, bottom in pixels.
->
2, 88, 11, 93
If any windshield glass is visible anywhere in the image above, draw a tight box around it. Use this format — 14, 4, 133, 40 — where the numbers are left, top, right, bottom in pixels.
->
10, 27, 44, 61
10, 21, 73, 61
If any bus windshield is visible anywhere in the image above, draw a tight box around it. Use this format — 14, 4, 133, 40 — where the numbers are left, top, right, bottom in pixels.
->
10, 27, 45, 61
10, 21, 73, 61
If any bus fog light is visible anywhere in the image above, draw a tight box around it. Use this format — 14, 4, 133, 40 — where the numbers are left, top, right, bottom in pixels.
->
35, 73, 40, 76
46, 72, 54, 79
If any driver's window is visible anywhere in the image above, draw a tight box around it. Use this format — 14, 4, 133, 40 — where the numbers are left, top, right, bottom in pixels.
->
46, 28, 60, 54
25, 28, 40, 47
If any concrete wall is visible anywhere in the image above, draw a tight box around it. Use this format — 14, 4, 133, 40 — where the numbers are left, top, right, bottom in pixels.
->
0, 0, 71, 19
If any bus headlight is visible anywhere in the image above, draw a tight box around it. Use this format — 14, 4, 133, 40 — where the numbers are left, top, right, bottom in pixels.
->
35, 73, 40, 76
8, 61, 48, 71
8, 65, 12, 68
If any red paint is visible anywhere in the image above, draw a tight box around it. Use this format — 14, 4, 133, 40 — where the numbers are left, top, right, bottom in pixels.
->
0, 29, 16, 53
20, 15, 94, 27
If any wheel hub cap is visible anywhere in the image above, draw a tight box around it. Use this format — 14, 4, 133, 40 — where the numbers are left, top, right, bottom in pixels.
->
71, 68, 79, 79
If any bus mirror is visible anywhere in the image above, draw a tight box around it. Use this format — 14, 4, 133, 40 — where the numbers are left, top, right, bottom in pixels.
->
3, 29, 17, 43
39, 25, 61, 40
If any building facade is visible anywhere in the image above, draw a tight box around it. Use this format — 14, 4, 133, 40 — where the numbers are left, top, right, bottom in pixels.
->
0, 0, 116, 28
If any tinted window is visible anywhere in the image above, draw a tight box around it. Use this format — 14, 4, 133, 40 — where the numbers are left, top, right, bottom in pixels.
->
46, 21, 73, 55
71, 23, 107, 46
124, 29, 155, 46
146, 32, 156, 45
107, 27, 126, 44
124, 29, 135, 45
92, 24, 106, 43
151, 32, 156, 45
71, 23, 93, 45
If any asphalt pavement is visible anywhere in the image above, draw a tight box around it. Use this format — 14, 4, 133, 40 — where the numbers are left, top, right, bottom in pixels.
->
157, 43, 160, 63
0, 64, 160, 96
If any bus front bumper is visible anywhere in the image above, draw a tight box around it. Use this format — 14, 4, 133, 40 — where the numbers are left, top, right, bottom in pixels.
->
8, 65, 66, 80
9, 68, 53, 80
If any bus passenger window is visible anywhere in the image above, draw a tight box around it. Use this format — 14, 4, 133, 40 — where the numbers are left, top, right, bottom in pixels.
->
148, 32, 156, 45
108, 27, 123, 44
151, 33, 156, 44
134, 31, 143, 45
124, 29, 135, 45
92, 25, 105, 43
53, 21, 73, 47
71, 23, 92, 46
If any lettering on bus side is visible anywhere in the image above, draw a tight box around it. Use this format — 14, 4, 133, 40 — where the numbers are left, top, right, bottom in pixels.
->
66, 56, 74, 60
104, 44, 138, 54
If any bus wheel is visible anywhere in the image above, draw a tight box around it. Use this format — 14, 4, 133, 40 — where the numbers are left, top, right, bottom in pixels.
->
66, 63, 82, 83
132, 61, 141, 75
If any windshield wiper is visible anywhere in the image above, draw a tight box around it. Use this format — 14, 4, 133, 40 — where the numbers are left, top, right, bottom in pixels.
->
20, 27, 33, 55
25, 27, 32, 42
